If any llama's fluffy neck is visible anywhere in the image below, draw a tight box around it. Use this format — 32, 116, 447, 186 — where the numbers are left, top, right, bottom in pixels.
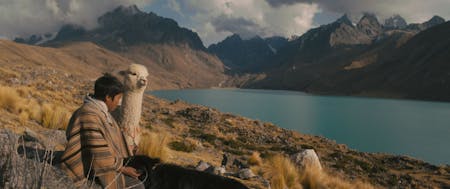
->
120, 89, 145, 145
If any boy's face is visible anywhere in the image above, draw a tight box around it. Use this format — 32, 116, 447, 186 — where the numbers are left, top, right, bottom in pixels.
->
105, 93, 123, 112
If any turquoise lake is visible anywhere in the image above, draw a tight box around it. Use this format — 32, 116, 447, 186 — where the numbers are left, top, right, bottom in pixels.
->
150, 89, 450, 165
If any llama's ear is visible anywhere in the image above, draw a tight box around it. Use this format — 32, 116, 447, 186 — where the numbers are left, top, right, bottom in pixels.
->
119, 70, 126, 76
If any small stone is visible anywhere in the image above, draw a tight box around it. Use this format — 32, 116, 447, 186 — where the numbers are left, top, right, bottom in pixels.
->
205, 166, 226, 175
195, 160, 211, 171
238, 168, 256, 180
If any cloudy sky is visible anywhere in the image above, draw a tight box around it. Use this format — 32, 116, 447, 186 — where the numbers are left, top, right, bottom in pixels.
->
0, 0, 449, 46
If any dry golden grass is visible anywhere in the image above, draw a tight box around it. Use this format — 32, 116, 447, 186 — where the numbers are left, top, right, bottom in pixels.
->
248, 151, 263, 166
263, 154, 303, 189
0, 86, 22, 112
138, 131, 170, 162
41, 103, 71, 130
0, 85, 71, 130
299, 164, 375, 189
262, 154, 375, 189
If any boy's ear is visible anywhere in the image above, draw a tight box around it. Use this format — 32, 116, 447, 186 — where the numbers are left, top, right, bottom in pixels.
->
105, 95, 113, 102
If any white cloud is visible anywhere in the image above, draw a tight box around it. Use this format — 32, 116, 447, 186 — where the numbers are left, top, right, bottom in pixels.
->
168, 0, 183, 16
265, 0, 450, 23
0, 0, 153, 39
176, 0, 319, 45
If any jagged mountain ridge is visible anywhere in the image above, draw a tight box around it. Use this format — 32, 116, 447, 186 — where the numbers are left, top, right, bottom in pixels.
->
47, 5, 206, 51
384, 15, 408, 30
241, 15, 449, 101
15, 5, 227, 90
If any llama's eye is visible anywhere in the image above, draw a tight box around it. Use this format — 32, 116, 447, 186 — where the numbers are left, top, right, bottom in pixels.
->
131, 72, 137, 76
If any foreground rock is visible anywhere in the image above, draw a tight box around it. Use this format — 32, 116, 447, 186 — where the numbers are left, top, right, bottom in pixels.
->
0, 129, 75, 189
291, 149, 322, 170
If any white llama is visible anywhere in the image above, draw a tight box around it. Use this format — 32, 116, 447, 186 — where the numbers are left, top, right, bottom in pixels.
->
114, 64, 149, 155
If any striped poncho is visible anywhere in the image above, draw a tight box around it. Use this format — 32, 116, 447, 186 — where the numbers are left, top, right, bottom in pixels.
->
60, 96, 131, 189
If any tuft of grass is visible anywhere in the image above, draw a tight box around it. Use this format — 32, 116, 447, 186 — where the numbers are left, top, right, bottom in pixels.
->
299, 164, 375, 189
163, 117, 176, 128
0, 86, 22, 112
138, 131, 170, 162
41, 103, 71, 130
0, 85, 71, 129
262, 154, 375, 189
248, 151, 263, 166
263, 154, 302, 189
199, 133, 217, 144
169, 140, 196, 153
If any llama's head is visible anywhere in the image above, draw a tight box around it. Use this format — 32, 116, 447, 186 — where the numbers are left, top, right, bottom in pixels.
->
119, 64, 149, 91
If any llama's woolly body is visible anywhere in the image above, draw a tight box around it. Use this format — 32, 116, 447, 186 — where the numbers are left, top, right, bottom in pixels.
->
114, 64, 148, 153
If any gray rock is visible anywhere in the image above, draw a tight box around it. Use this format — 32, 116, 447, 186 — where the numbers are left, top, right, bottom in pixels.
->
205, 166, 226, 175
22, 128, 66, 150
237, 168, 256, 180
291, 149, 322, 170
0, 129, 76, 188
38, 129, 67, 148
195, 160, 211, 171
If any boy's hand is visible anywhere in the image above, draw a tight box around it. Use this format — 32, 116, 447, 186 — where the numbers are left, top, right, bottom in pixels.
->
120, 166, 141, 179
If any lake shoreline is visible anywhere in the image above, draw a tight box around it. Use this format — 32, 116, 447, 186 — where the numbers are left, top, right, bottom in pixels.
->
151, 88, 450, 165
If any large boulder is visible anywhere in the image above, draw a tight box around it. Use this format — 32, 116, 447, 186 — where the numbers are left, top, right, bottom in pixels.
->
0, 129, 76, 188
291, 149, 322, 170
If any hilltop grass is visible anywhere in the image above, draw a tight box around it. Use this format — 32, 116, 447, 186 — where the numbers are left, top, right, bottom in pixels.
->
169, 137, 198, 153
138, 131, 170, 162
248, 151, 263, 166
0, 85, 71, 130
261, 154, 375, 189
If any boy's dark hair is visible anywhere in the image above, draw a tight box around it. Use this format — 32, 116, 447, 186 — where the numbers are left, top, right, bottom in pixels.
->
93, 73, 124, 101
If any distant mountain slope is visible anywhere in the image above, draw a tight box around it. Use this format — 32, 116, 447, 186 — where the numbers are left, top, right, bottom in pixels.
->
208, 34, 278, 73
354, 21, 450, 100
0, 40, 174, 90
15, 5, 226, 89
245, 16, 450, 101
46, 5, 205, 51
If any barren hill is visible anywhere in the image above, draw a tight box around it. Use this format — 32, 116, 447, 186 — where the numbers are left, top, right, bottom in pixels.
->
15, 5, 228, 90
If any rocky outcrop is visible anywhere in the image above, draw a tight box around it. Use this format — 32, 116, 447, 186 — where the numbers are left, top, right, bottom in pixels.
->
384, 15, 408, 30
0, 129, 75, 189
357, 13, 383, 38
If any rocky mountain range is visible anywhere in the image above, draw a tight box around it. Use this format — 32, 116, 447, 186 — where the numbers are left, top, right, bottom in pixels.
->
11, 5, 450, 101
15, 5, 226, 90
214, 14, 449, 101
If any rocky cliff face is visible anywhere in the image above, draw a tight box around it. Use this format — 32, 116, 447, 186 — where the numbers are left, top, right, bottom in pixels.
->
384, 15, 408, 30
357, 13, 383, 38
